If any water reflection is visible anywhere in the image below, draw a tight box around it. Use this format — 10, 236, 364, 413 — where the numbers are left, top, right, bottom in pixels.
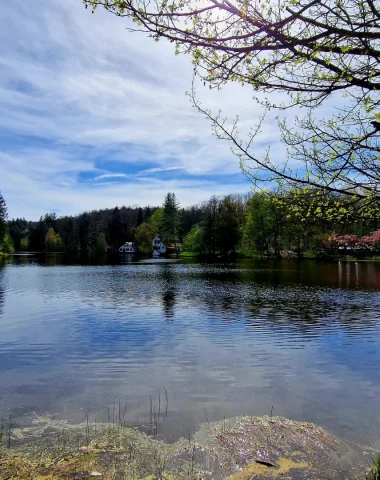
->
0, 257, 380, 447
160, 265, 177, 320
0, 260, 5, 316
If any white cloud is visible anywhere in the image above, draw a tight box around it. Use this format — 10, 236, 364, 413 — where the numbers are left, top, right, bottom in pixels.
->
0, 0, 288, 219
93, 173, 130, 181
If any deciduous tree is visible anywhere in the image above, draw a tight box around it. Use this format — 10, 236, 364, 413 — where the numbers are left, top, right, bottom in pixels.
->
182, 225, 204, 255
84, 0, 380, 205
45, 227, 58, 252
20, 236, 29, 251
0, 234, 14, 254
135, 221, 157, 253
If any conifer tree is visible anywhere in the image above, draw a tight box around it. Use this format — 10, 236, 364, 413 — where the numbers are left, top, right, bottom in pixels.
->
161, 193, 181, 246
0, 192, 8, 247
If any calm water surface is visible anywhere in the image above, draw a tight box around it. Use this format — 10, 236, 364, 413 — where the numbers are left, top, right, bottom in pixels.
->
1, 255, 380, 447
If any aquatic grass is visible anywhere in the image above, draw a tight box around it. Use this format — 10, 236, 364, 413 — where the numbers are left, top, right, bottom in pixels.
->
0, 417, 15, 454
368, 456, 380, 480
2, 390, 370, 480
149, 388, 169, 438
0, 418, 3, 457
0, 413, 371, 480
7, 417, 15, 449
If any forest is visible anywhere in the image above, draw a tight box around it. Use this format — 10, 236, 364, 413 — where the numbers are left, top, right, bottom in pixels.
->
1, 190, 380, 259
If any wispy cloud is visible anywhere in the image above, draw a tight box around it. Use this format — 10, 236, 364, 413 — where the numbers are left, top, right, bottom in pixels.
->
93, 173, 131, 181
0, 0, 287, 219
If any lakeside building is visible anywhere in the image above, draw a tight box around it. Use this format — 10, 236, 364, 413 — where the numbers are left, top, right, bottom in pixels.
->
119, 242, 138, 253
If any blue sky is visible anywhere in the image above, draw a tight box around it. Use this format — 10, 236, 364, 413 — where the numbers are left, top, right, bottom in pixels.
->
0, 0, 287, 220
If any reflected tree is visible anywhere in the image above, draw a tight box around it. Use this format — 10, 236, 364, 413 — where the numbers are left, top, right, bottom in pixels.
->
160, 265, 177, 319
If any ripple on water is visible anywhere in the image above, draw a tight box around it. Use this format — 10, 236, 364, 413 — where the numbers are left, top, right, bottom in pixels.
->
0, 259, 380, 447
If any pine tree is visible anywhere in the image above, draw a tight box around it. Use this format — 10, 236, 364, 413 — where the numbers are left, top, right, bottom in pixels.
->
0, 192, 8, 247
161, 193, 180, 247
78, 212, 91, 253
109, 207, 123, 249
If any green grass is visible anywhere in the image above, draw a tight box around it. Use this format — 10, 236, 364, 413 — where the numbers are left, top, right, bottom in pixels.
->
368, 456, 380, 479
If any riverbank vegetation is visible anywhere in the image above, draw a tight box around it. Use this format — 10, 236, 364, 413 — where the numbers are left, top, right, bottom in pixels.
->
4, 188, 380, 259
0, 414, 370, 479
0, 192, 14, 256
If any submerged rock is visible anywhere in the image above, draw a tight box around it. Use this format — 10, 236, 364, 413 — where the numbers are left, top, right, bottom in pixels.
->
191, 416, 366, 479
0, 415, 372, 479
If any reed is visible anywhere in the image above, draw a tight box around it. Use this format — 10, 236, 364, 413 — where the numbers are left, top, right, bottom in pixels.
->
0, 418, 4, 457
368, 456, 380, 480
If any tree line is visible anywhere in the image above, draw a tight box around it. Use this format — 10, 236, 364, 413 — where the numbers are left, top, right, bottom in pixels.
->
181, 192, 380, 258
6, 204, 157, 254
1, 189, 380, 258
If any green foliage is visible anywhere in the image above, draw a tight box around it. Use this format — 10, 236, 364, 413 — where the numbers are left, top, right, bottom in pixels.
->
135, 221, 157, 253
45, 228, 65, 252
8, 205, 157, 254
6, 189, 380, 259
55, 234, 65, 252
78, 212, 91, 253
0, 192, 8, 247
200, 195, 245, 256
241, 189, 375, 258
217, 196, 244, 256
150, 208, 163, 232
160, 193, 181, 245
20, 236, 29, 251
45, 227, 58, 252
202, 196, 219, 256
182, 226, 204, 255
243, 194, 284, 257
95, 232, 107, 253
108, 208, 123, 249
0, 233, 14, 254
368, 456, 380, 480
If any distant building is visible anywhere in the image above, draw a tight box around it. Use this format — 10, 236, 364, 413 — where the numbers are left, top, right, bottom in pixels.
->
119, 242, 138, 254
152, 236, 166, 257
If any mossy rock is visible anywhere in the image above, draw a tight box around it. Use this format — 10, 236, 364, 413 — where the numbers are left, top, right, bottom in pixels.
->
191, 416, 367, 479
0, 455, 97, 480
1, 415, 374, 479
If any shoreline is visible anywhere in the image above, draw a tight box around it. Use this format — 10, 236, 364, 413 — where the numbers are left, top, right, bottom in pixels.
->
3, 250, 380, 263
0, 415, 374, 479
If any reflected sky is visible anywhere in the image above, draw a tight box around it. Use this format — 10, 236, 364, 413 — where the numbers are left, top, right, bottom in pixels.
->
0, 257, 380, 446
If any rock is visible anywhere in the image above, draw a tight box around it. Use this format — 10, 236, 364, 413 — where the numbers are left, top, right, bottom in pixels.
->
191, 416, 366, 479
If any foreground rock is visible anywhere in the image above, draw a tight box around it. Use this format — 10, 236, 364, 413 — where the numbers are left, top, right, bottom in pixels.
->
0, 415, 373, 479
192, 416, 367, 479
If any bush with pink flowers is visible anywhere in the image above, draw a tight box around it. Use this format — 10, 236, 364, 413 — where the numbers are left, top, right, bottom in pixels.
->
327, 230, 380, 251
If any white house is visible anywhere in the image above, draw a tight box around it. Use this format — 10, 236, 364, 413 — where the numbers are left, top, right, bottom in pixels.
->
119, 242, 138, 253
152, 236, 166, 257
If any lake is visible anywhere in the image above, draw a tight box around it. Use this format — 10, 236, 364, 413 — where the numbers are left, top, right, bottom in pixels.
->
1, 255, 380, 449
